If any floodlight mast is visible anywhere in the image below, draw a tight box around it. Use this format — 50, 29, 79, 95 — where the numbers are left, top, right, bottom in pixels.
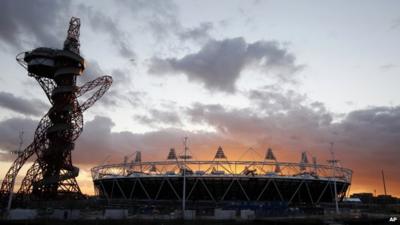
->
0, 17, 113, 207
182, 137, 188, 218
6, 131, 24, 214
328, 142, 340, 214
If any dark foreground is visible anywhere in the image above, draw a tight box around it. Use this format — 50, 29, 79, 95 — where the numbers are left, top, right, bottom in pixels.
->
2, 199, 399, 225
0, 214, 398, 225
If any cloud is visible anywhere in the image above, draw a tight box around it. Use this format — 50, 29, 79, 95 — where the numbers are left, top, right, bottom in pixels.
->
80, 5, 135, 58
81, 59, 131, 87
135, 109, 182, 127
0, 0, 71, 50
74, 116, 226, 164
338, 106, 400, 147
0, 1, 134, 58
185, 90, 400, 195
187, 103, 270, 143
81, 60, 130, 87
184, 89, 397, 158
72, 60, 118, 107
80, 60, 104, 85
0, 115, 243, 165
0, 91, 48, 116
1, 96, 400, 195
0, 117, 36, 157
185, 90, 332, 148
178, 22, 213, 43
390, 18, 400, 30
117, 0, 214, 44
118, 0, 180, 41
80, 59, 134, 108
249, 87, 306, 113
379, 64, 397, 71
149, 37, 303, 93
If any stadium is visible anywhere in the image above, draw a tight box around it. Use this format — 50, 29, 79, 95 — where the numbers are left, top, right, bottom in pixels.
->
91, 144, 352, 210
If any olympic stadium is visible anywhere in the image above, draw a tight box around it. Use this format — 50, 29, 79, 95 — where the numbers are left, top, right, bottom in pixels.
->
91, 145, 352, 209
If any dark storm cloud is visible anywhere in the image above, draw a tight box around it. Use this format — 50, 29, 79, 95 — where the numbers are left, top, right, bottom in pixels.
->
0, 91, 48, 116
0, 0, 70, 50
149, 37, 302, 93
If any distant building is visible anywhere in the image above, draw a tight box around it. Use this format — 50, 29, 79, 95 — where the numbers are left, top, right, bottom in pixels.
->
343, 197, 361, 203
350, 193, 399, 204
350, 193, 374, 204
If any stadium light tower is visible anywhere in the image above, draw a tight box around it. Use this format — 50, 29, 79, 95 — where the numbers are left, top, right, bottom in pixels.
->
182, 137, 189, 218
328, 142, 340, 214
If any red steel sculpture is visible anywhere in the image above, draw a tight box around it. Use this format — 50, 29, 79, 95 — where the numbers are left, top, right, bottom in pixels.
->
0, 17, 112, 202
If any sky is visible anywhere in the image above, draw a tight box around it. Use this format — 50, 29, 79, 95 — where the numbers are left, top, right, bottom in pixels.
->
0, 0, 399, 197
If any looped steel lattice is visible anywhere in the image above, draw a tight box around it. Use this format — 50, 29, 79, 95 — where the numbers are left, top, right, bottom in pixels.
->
0, 17, 113, 203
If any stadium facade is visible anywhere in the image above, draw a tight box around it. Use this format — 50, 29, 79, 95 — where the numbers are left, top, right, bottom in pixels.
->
91, 146, 352, 208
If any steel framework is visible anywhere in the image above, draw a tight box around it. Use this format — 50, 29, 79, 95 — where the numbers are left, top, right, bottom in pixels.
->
0, 17, 112, 204
91, 150, 352, 206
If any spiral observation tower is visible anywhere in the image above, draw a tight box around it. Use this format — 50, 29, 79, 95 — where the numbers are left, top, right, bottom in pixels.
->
91, 146, 352, 208
0, 17, 112, 204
